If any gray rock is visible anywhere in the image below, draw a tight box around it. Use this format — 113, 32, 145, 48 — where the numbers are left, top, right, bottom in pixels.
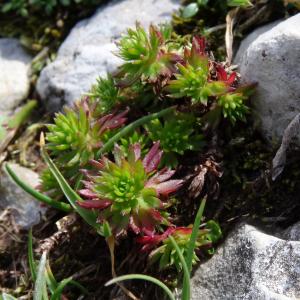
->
0, 163, 46, 229
37, 0, 180, 111
234, 21, 281, 65
282, 221, 300, 241
237, 14, 300, 144
191, 224, 300, 300
0, 39, 32, 113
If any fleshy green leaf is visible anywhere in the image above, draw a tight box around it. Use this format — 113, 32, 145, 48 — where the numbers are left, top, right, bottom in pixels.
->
182, 3, 199, 19
206, 220, 222, 243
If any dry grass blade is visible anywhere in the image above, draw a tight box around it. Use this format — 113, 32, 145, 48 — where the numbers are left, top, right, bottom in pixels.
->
0, 100, 37, 153
107, 236, 140, 300
225, 8, 239, 65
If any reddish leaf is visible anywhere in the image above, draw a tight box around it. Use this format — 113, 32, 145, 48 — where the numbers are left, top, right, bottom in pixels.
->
78, 189, 98, 199
142, 141, 163, 173
149, 179, 184, 196
146, 168, 176, 185
76, 199, 112, 209
216, 65, 236, 85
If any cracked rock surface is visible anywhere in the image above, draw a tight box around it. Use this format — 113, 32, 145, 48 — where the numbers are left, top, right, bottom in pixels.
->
191, 223, 300, 300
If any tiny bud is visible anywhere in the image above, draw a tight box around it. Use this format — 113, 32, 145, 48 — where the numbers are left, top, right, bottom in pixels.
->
40, 132, 46, 148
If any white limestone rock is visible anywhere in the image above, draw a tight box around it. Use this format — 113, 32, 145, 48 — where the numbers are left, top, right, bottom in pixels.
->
0, 163, 46, 229
191, 223, 300, 300
0, 39, 32, 113
234, 20, 281, 65
236, 14, 300, 144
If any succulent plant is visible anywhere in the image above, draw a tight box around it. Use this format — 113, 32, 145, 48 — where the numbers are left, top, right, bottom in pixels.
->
137, 220, 222, 271
145, 113, 204, 167
119, 130, 149, 158
117, 23, 179, 84
77, 142, 183, 236
218, 92, 249, 123
88, 74, 124, 115
167, 37, 227, 105
215, 65, 250, 123
46, 98, 127, 167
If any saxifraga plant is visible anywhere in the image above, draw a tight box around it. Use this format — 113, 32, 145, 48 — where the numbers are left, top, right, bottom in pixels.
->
116, 23, 179, 84
46, 97, 127, 167
88, 74, 125, 115
137, 220, 221, 271
41, 97, 128, 197
77, 142, 183, 236
115, 25, 253, 124
166, 36, 249, 123
145, 112, 204, 167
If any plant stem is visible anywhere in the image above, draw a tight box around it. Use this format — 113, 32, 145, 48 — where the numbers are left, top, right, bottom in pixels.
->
106, 236, 138, 300
97, 106, 175, 157
28, 229, 37, 281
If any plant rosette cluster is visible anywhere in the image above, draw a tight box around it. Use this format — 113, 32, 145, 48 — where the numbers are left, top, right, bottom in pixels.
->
110, 24, 253, 123
41, 97, 128, 196
38, 24, 245, 272
76, 141, 183, 237
144, 112, 204, 167
165, 36, 252, 123
137, 220, 222, 271
75, 140, 222, 270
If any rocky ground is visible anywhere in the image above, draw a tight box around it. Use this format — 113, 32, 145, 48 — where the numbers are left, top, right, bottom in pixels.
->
0, 0, 300, 299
